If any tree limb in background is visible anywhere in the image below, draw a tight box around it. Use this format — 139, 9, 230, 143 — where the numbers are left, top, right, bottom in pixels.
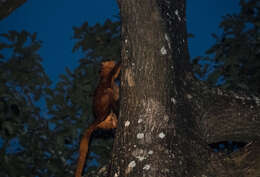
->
0, 0, 27, 20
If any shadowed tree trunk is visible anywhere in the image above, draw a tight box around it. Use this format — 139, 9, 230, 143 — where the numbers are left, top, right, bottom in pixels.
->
109, 0, 260, 177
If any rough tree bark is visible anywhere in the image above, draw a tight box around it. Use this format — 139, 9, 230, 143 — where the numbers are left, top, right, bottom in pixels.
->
108, 0, 260, 177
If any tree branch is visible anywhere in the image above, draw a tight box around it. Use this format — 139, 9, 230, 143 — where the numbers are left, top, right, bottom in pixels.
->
0, 0, 27, 20
225, 142, 260, 176
197, 85, 260, 143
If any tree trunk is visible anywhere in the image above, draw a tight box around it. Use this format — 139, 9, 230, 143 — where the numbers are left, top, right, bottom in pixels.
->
109, 0, 260, 177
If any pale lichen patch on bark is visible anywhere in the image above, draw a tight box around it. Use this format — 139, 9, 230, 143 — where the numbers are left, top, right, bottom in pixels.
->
160, 46, 167, 55
164, 115, 169, 121
136, 156, 145, 161
138, 118, 143, 124
159, 132, 166, 139
137, 133, 144, 139
132, 148, 147, 161
164, 33, 171, 49
125, 161, 136, 175
125, 120, 130, 127
186, 94, 193, 99
140, 98, 168, 143
174, 9, 181, 21
179, 160, 183, 165
125, 68, 135, 87
148, 150, 154, 155
171, 97, 176, 104
143, 164, 151, 170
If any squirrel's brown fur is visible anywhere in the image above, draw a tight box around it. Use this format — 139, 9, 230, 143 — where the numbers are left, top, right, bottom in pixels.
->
75, 61, 121, 177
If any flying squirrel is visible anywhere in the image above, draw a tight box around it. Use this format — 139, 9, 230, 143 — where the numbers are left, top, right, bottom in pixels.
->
75, 60, 121, 177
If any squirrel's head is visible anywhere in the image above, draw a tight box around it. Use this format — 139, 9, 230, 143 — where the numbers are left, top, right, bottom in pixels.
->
100, 61, 116, 77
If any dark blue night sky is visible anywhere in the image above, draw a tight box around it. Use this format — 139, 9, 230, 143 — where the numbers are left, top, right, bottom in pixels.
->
0, 0, 239, 83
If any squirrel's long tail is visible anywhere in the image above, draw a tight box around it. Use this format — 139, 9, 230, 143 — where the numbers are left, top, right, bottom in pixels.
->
75, 123, 97, 177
